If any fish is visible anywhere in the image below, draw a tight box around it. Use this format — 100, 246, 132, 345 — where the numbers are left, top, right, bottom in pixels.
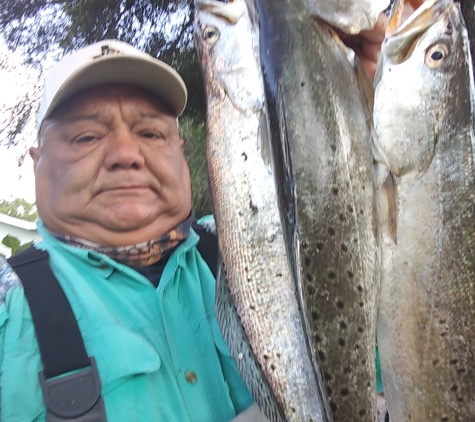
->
193, 1, 328, 420
301, 0, 390, 33
253, 0, 380, 420
373, 0, 475, 420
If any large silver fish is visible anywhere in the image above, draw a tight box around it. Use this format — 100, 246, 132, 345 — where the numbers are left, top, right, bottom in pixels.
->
254, 0, 380, 421
301, 0, 389, 33
194, 1, 327, 420
374, 0, 475, 420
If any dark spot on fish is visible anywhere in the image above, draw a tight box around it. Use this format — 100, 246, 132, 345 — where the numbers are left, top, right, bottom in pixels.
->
357, 285, 363, 292
359, 409, 367, 416
271, 364, 276, 371
407, 415, 412, 420
340, 387, 349, 397
441, 417, 448, 422
348, 271, 354, 278
340, 321, 347, 330
330, 401, 337, 412
367, 381, 371, 388
302, 241, 307, 250
450, 359, 458, 365
353, 238, 358, 243
433, 359, 439, 366
314, 333, 322, 343
263, 355, 269, 360
250, 305, 256, 310
360, 209, 364, 215
317, 242, 324, 251
249, 200, 258, 215
348, 206, 354, 213
304, 257, 311, 267
324, 372, 332, 381
450, 385, 458, 392
339, 213, 345, 221
336, 300, 345, 309
330, 144, 336, 152
328, 227, 336, 236
362, 185, 365, 191
404, 261, 408, 266
341, 243, 348, 252
457, 368, 466, 374
328, 271, 336, 279
327, 386, 333, 396
358, 327, 364, 333
344, 367, 351, 374
338, 338, 345, 346
318, 350, 326, 362
306, 274, 314, 284
300, 81, 305, 87
457, 396, 464, 403
354, 344, 360, 350
440, 332, 447, 337
359, 302, 364, 307
276, 353, 281, 358
440, 319, 446, 324
241, 152, 247, 161
276, 272, 282, 277
332, 188, 339, 195
311, 311, 319, 320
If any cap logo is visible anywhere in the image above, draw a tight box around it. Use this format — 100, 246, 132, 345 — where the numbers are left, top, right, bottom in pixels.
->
93, 45, 122, 59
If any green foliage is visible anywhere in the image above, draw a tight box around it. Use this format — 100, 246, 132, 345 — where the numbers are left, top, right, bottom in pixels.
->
1, 234, 34, 256
0, 198, 38, 222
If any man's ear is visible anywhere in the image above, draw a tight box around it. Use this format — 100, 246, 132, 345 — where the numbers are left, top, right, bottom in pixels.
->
180, 138, 185, 149
29, 147, 40, 172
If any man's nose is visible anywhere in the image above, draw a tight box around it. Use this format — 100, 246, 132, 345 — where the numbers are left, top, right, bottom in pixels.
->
104, 129, 145, 169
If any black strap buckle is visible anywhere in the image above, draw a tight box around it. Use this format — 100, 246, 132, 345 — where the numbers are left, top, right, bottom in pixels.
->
40, 357, 107, 422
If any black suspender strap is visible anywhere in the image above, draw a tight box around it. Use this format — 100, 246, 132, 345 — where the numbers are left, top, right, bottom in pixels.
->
8, 246, 107, 422
192, 223, 219, 278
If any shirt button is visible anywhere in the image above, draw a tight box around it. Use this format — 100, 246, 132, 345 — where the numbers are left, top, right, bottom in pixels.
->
185, 370, 197, 383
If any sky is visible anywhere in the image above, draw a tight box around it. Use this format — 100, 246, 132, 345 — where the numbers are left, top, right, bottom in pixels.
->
0, 41, 40, 203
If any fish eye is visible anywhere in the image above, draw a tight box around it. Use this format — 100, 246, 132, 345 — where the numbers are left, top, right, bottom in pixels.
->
425, 43, 449, 68
203, 26, 219, 44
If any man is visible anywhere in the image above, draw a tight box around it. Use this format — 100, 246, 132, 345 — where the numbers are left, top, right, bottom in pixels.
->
0, 18, 386, 422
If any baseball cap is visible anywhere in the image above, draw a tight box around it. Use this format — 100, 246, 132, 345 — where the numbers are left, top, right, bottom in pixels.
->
37, 40, 188, 136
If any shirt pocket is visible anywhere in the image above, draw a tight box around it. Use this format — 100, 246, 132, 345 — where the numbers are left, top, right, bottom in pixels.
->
85, 325, 162, 394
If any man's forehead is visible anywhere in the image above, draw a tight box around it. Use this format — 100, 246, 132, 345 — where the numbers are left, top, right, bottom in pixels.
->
49, 84, 176, 120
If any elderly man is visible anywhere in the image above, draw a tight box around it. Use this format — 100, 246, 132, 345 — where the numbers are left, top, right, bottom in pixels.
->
0, 18, 386, 421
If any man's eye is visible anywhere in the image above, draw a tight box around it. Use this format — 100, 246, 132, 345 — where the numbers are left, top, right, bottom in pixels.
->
140, 131, 164, 139
75, 135, 98, 143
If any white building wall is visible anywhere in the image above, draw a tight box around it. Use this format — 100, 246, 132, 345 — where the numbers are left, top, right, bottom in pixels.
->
0, 214, 42, 258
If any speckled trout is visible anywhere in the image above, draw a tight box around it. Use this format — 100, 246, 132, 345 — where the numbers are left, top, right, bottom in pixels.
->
194, 1, 328, 421
374, 0, 475, 420
253, 0, 380, 421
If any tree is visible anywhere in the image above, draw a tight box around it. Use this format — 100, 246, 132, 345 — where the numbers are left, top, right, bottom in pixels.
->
0, 198, 38, 221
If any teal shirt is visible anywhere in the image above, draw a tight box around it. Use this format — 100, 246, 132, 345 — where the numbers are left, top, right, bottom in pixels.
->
0, 221, 253, 421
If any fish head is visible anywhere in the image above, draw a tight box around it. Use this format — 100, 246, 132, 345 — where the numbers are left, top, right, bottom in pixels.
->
194, 0, 265, 113
374, 0, 471, 177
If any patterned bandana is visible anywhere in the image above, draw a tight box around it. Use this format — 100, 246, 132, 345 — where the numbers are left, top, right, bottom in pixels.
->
46, 211, 195, 266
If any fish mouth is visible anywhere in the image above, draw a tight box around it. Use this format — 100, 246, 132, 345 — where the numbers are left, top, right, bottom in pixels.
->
194, 0, 244, 24
382, 0, 451, 62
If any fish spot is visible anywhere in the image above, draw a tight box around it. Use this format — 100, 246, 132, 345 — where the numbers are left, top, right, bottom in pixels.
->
241, 152, 247, 161
433, 359, 440, 366
324, 372, 332, 381
304, 257, 311, 267
338, 338, 345, 346
450, 384, 458, 392
341, 243, 348, 252
344, 367, 351, 374
359, 301, 364, 307
314, 334, 322, 343
328, 227, 336, 236
330, 144, 337, 152
332, 188, 339, 195
302, 241, 308, 250
250, 305, 256, 310
306, 273, 314, 282
339, 321, 347, 329
317, 242, 324, 251
354, 344, 360, 351
450, 359, 458, 365
348, 271, 354, 278
357, 285, 363, 292
440, 332, 447, 337
457, 396, 464, 403
270, 364, 276, 371
360, 209, 364, 215
336, 300, 345, 309
327, 386, 333, 396
249, 200, 258, 215
276, 353, 281, 358
311, 311, 319, 320
359, 409, 367, 417
330, 401, 337, 412
339, 214, 345, 222
358, 327, 364, 333
318, 350, 326, 362
307, 284, 315, 295
440, 319, 446, 324
340, 387, 349, 397
263, 355, 269, 360
300, 81, 305, 87
457, 368, 466, 374
347, 206, 354, 213
353, 238, 358, 243
328, 271, 336, 279
441, 417, 448, 422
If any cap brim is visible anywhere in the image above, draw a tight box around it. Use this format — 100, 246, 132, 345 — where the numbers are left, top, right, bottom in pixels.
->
43, 55, 187, 122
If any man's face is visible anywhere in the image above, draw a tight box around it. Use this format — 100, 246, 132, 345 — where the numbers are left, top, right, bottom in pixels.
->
30, 84, 192, 247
